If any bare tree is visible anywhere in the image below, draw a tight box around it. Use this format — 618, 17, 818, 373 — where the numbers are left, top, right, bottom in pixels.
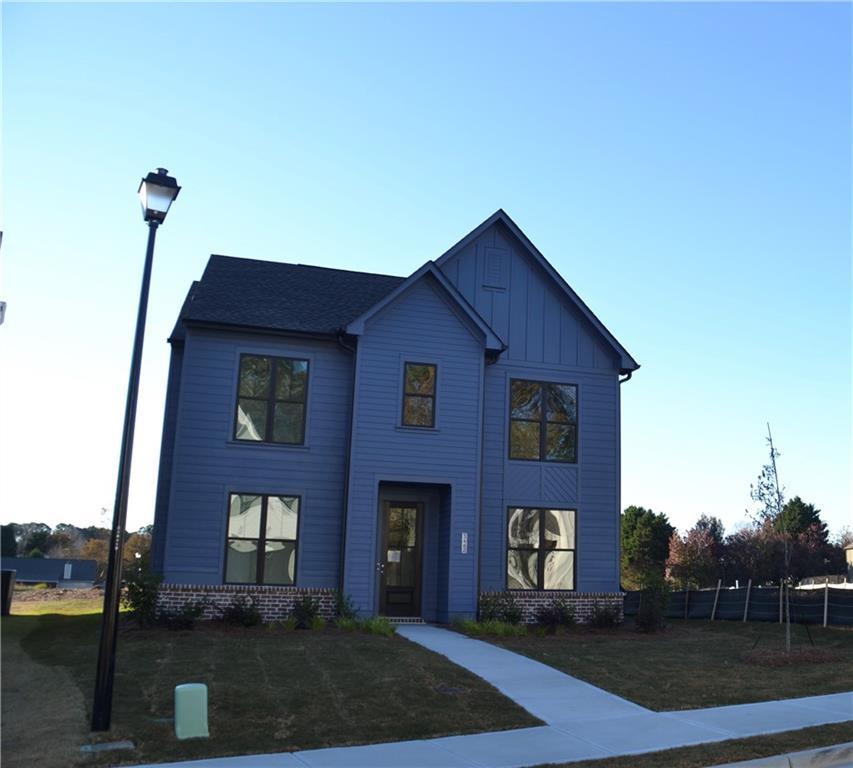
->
749, 423, 791, 652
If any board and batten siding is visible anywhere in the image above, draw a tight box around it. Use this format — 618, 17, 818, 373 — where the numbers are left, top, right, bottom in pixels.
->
343, 275, 485, 621
161, 328, 353, 587
439, 221, 623, 592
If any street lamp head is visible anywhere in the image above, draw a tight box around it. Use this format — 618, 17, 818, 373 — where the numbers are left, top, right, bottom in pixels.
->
138, 168, 180, 223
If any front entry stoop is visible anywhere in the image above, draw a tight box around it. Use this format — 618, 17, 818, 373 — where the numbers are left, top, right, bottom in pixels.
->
385, 616, 426, 625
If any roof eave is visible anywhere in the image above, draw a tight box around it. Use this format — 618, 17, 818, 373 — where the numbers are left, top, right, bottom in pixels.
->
179, 319, 341, 342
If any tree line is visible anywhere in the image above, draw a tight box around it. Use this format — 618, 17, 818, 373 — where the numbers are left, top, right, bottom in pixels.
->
621, 498, 851, 591
0, 521, 151, 581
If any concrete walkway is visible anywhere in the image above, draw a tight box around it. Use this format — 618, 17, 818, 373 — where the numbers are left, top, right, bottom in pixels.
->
136, 625, 853, 768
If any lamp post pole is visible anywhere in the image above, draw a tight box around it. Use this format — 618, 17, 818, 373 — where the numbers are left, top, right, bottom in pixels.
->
92, 168, 180, 732
91, 221, 159, 731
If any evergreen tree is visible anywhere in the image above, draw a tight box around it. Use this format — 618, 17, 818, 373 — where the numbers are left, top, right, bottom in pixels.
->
621, 506, 674, 589
1, 524, 17, 557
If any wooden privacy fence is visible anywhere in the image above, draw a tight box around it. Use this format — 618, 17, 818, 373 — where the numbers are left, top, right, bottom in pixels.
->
623, 582, 853, 627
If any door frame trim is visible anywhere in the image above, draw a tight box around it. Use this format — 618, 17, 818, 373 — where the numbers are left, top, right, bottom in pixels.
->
378, 499, 424, 617
375, 483, 441, 617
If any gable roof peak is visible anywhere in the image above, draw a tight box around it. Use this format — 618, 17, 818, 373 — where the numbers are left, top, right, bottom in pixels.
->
435, 209, 640, 374
346, 261, 504, 352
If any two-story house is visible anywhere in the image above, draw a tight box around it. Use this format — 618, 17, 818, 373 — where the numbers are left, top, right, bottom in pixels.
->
152, 210, 639, 623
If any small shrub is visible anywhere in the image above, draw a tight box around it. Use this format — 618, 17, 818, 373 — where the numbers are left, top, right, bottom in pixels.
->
310, 616, 326, 631
334, 590, 357, 620
280, 616, 298, 631
479, 593, 522, 625
219, 595, 263, 627
33, 582, 50, 590
589, 601, 620, 629
534, 597, 575, 634
336, 617, 358, 632
290, 596, 320, 629
452, 617, 481, 636
122, 562, 162, 627
361, 616, 395, 636
478, 620, 527, 637
635, 575, 670, 633
161, 599, 206, 631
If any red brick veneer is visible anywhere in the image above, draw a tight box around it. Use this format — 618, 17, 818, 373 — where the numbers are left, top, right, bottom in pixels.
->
480, 590, 624, 624
156, 583, 336, 621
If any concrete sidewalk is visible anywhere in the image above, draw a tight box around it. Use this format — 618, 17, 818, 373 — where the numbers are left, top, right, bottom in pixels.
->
708, 741, 853, 767
134, 625, 853, 768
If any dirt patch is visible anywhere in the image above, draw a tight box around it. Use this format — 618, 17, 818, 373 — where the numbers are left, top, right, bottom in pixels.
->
741, 647, 842, 667
1, 620, 91, 768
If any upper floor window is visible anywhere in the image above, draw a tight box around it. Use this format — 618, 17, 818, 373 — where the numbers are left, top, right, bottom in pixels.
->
234, 354, 308, 444
225, 493, 299, 585
507, 507, 576, 590
509, 379, 577, 463
402, 362, 436, 428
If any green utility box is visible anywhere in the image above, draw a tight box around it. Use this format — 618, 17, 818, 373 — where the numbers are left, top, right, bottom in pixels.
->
174, 683, 209, 740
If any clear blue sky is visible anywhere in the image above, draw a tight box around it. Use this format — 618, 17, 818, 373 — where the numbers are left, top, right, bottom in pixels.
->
2, 2, 850, 538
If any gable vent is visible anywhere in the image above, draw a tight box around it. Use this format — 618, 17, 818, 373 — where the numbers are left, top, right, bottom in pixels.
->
483, 247, 508, 290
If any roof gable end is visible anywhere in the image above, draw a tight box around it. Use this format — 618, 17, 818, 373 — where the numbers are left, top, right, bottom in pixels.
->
435, 209, 639, 373
346, 262, 505, 352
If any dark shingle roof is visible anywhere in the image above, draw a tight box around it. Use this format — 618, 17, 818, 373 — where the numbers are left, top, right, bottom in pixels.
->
172, 256, 405, 340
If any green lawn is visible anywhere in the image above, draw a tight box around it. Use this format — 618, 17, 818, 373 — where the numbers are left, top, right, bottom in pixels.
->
540, 723, 853, 768
4, 600, 850, 768
1, 611, 538, 767
485, 619, 853, 710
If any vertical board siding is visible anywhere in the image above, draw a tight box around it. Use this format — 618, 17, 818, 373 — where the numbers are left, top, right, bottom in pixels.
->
162, 329, 353, 587
442, 221, 620, 373
440, 221, 623, 593
344, 276, 483, 620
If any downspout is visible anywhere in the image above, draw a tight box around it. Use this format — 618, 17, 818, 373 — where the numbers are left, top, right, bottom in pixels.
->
617, 366, 634, 591
336, 329, 358, 594
476, 345, 505, 614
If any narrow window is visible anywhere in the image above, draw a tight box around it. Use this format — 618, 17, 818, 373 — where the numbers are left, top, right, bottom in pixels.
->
509, 379, 577, 462
402, 362, 436, 427
225, 493, 299, 585
507, 507, 575, 590
234, 355, 308, 444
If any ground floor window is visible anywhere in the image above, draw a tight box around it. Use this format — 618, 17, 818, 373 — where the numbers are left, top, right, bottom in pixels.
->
225, 493, 299, 585
507, 507, 575, 590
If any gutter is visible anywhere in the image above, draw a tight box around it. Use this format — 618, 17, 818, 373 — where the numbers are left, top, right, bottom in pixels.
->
619, 370, 633, 385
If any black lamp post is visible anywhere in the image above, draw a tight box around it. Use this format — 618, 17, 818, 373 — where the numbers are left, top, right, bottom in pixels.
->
91, 168, 180, 732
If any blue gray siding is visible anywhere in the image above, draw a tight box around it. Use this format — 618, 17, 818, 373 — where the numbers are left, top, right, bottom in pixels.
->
440, 222, 623, 592
152, 342, 184, 574
343, 275, 485, 621
161, 329, 353, 586
156, 216, 628, 606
